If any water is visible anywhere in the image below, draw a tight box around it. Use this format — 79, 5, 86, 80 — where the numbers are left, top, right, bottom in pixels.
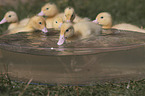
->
0, 29, 145, 85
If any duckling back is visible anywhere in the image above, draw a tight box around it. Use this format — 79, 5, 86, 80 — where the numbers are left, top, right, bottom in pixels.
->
74, 16, 90, 23
73, 21, 102, 38
19, 18, 30, 26
112, 23, 145, 33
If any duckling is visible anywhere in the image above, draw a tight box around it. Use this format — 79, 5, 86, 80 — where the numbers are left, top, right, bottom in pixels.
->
64, 7, 90, 23
52, 17, 63, 30
8, 16, 48, 34
38, 3, 64, 28
57, 22, 102, 45
0, 11, 29, 30
64, 7, 76, 22
52, 7, 80, 30
94, 12, 145, 33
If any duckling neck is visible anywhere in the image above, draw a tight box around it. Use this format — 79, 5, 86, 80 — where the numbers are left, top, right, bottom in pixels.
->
8, 22, 19, 30
11, 18, 19, 23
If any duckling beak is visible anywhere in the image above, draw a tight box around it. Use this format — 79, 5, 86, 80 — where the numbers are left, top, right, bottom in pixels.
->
92, 19, 98, 23
57, 35, 65, 45
41, 27, 48, 33
38, 11, 45, 16
59, 23, 63, 28
0, 18, 7, 24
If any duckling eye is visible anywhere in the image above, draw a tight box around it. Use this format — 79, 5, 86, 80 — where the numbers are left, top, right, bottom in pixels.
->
66, 29, 69, 32
39, 22, 42, 24
9, 15, 12, 18
46, 8, 49, 10
56, 21, 58, 23
100, 16, 104, 19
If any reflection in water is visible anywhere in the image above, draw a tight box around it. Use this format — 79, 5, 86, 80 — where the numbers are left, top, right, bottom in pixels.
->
0, 29, 145, 84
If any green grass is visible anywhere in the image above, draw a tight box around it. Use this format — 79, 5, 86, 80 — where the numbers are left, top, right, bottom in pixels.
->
1, 73, 145, 96
0, 0, 145, 96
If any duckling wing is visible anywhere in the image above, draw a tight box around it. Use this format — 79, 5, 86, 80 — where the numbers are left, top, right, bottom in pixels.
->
8, 26, 33, 34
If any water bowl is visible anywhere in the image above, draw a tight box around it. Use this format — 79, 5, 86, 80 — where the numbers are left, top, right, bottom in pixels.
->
0, 29, 145, 85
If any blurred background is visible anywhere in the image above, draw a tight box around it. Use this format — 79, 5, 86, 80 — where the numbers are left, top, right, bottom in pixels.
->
0, 0, 145, 34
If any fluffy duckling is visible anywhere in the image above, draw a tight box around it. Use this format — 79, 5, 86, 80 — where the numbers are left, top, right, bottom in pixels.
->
52, 17, 63, 30
8, 16, 48, 34
64, 7, 90, 23
0, 11, 29, 30
57, 22, 102, 45
38, 3, 64, 28
93, 12, 145, 33
64, 7, 76, 22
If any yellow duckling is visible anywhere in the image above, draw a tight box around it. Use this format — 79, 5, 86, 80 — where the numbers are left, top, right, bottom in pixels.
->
64, 7, 76, 22
52, 17, 63, 30
52, 7, 82, 30
8, 16, 48, 34
64, 7, 90, 23
38, 3, 64, 28
93, 12, 145, 33
57, 22, 102, 45
0, 11, 29, 30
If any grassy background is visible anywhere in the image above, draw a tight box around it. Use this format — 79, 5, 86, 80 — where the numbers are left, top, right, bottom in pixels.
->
0, 0, 145, 33
0, 0, 145, 95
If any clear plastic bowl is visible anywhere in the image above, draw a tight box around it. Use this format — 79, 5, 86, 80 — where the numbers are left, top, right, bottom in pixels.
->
0, 29, 145, 85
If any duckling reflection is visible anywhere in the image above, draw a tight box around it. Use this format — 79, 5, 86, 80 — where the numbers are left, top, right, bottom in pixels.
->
56, 54, 101, 73
8, 16, 48, 34
93, 12, 145, 33
0, 11, 30, 30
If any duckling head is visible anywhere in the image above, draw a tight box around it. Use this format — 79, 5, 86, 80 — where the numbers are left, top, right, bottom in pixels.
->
53, 17, 63, 29
64, 7, 76, 22
0, 11, 18, 24
38, 3, 58, 17
95, 12, 112, 29
28, 16, 48, 33
57, 22, 74, 45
